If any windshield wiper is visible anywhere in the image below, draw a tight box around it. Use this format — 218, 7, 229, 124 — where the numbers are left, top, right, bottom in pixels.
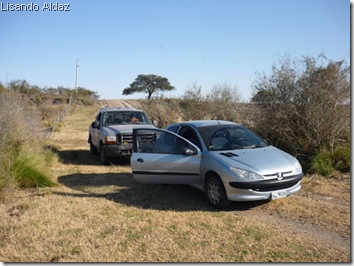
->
242, 145, 256, 149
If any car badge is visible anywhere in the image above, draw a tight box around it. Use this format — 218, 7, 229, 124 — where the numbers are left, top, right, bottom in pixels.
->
276, 172, 284, 180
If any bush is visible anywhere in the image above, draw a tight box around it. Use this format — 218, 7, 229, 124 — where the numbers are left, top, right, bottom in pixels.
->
11, 151, 56, 188
309, 144, 350, 176
179, 83, 244, 122
251, 54, 350, 171
0, 90, 57, 194
332, 145, 350, 173
310, 150, 334, 176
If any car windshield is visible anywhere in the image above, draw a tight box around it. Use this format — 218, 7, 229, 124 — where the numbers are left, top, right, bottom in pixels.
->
102, 111, 151, 125
197, 125, 269, 151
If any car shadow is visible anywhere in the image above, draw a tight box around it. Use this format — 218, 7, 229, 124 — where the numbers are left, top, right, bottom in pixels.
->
55, 149, 131, 166
56, 173, 268, 212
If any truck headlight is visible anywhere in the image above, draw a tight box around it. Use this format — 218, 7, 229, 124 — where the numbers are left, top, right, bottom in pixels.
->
104, 136, 116, 145
230, 167, 264, 181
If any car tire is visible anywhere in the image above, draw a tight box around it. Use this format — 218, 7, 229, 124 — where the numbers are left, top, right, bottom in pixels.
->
206, 175, 230, 209
89, 139, 98, 155
99, 144, 109, 165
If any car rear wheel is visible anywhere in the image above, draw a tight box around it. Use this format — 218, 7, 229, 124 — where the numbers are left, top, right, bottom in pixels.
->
206, 175, 230, 209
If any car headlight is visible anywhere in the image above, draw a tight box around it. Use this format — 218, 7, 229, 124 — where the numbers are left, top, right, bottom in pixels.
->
104, 135, 116, 145
230, 167, 264, 181
294, 160, 303, 174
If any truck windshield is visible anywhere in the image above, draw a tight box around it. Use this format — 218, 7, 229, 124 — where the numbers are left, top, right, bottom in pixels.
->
103, 111, 152, 125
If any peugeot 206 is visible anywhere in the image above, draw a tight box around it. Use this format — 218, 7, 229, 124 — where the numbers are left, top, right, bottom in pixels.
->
131, 120, 303, 209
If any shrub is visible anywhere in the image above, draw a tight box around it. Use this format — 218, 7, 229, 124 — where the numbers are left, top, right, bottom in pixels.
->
310, 150, 334, 176
251, 54, 350, 171
309, 145, 350, 176
11, 151, 56, 188
0, 90, 57, 194
332, 145, 350, 173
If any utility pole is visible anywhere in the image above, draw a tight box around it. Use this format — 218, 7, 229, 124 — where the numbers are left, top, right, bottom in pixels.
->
75, 59, 79, 93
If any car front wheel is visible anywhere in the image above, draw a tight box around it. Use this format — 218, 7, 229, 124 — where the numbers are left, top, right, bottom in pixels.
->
206, 175, 230, 209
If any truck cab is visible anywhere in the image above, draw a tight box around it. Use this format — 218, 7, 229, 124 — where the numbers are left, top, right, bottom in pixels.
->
88, 107, 156, 164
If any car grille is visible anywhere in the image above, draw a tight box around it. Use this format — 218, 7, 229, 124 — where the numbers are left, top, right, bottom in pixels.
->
253, 179, 300, 192
263, 171, 293, 179
229, 174, 303, 191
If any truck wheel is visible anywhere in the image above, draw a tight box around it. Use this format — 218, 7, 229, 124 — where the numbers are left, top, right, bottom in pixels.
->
100, 144, 109, 165
89, 140, 98, 155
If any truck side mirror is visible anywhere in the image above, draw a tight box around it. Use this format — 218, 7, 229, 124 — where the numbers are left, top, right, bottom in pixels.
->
92, 121, 99, 128
153, 120, 159, 127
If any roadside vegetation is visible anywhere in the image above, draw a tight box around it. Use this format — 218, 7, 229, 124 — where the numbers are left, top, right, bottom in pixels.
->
0, 81, 98, 196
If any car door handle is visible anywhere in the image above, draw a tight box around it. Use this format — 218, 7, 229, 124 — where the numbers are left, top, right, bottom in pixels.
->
137, 158, 144, 163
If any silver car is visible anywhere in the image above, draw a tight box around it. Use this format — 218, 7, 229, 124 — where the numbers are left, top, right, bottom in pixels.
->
131, 120, 303, 209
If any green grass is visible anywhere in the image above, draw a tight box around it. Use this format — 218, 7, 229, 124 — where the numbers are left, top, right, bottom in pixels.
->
10, 148, 57, 188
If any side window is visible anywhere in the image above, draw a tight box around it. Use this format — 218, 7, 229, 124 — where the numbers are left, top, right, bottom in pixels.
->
96, 113, 102, 127
136, 130, 196, 155
96, 113, 101, 122
178, 126, 202, 150
103, 112, 114, 125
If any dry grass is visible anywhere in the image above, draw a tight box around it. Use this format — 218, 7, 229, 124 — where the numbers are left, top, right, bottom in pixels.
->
0, 101, 350, 262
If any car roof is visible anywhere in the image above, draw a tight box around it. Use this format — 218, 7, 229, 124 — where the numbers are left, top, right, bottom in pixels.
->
168, 120, 238, 128
98, 107, 145, 113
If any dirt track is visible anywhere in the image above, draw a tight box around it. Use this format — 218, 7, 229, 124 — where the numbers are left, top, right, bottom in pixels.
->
98, 99, 137, 108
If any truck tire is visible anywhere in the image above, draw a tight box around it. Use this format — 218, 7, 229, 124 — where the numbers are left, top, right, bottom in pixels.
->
100, 144, 109, 165
89, 138, 98, 155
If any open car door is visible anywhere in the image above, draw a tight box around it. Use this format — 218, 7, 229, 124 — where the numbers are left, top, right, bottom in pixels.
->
131, 128, 201, 184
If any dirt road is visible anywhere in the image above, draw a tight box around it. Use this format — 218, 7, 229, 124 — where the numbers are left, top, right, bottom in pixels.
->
98, 99, 139, 109
0, 102, 350, 262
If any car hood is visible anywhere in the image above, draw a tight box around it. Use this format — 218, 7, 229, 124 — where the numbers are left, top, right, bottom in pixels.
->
103, 124, 156, 135
212, 146, 299, 176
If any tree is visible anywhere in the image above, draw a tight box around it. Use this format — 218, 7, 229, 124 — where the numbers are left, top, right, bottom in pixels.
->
251, 54, 350, 162
123, 74, 175, 99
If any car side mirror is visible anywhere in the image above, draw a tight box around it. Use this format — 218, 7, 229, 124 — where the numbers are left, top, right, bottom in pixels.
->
153, 120, 159, 127
183, 147, 197, 156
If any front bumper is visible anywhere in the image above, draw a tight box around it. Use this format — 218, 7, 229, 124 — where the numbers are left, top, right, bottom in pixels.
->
103, 144, 133, 157
225, 174, 303, 201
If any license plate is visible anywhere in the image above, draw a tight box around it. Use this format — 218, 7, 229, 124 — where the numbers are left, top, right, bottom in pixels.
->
271, 189, 289, 200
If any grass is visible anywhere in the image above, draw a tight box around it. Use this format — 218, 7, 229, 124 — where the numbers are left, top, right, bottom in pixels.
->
0, 101, 350, 262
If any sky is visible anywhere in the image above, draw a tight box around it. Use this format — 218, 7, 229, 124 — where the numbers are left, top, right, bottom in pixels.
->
0, 0, 350, 101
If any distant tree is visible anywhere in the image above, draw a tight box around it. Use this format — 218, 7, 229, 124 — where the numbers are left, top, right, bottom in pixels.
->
123, 74, 175, 99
